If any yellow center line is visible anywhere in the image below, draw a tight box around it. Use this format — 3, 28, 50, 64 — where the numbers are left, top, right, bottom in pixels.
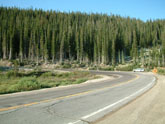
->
0, 105, 21, 112
23, 102, 38, 107
0, 74, 139, 112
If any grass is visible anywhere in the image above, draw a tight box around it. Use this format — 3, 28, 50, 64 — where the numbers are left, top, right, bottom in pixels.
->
0, 70, 96, 94
157, 68, 165, 75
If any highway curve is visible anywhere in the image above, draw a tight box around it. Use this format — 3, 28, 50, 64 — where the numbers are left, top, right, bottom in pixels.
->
0, 71, 156, 124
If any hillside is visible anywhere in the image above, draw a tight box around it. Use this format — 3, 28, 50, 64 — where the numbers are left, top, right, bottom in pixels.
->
0, 7, 165, 68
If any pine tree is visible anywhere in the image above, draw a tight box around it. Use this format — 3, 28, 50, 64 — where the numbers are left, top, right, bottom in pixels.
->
121, 50, 125, 64
51, 30, 55, 63
19, 27, 23, 62
9, 27, 14, 60
132, 30, 138, 64
23, 17, 29, 59
75, 31, 80, 62
140, 48, 145, 67
60, 31, 65, 63
44, 31, 49, 63
40, 30, 44, 61
0, 27, 2, 58
35, 29, 40, 65
118, 50, 121, 64
161, 30, 165, 67
2, 32, 7, 59
112, 38, 116, 65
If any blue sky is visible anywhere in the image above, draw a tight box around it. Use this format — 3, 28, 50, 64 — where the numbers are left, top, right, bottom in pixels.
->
0, 0, 164, 21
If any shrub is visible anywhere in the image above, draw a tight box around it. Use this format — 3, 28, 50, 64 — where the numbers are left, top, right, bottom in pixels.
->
89, 66, 97, 70
116, 65, 134, 71
158, 68, 165, 75
25, 70, 44, 77
40, 83, 52, 88
0, 85, 8, 94
41, 72, 55, 77
99, 66, 114, 71
78, 63, 86, 68
6, 70, 22, 78
73, 78, 87, 84
55, 72, 72, 78
7, 84, 19, 93
16, 77, 41, 91
145, 68, 151, 72
0, 77, 41, 94
60, 81, 71, 85
62, 63, 72, 68
0, 70, 95, 94
40, 80, 61, 88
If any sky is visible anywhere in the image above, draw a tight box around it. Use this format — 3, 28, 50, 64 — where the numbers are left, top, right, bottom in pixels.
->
0, 0, 165, 21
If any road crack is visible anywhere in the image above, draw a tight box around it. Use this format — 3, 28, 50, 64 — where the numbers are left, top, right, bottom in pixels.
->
44, 101, 79, 122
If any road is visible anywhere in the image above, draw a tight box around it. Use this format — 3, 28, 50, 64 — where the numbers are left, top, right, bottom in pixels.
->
0, 71, 156, 124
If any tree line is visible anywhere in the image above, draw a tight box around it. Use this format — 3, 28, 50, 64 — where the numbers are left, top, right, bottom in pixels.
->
0, 7, 165, 67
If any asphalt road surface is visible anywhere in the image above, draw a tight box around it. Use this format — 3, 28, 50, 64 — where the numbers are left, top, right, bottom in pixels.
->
0, 71, 156, 124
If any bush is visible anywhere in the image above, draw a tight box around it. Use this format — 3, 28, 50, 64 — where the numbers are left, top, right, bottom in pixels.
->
6, 70, 23, 78
116, 65, 134, 71
25, 70, 44, 77
40, 82, 52, 88
0, 85, 8, 94
62, 63, 72, 68
99, 66, 114, 71
89, 66, 97, 70
41, 81, 60, 88
0, 77, 42, 94
7, 84, 19, 93
55, 72, 72, 78
6, 70, 16, 78
78, 63, 86, 68
158, 68, 165, 75
145, 68, 151, 72
60, 81, 71, 85
41, 72, 55, 77
16, 77, 41, 91
0, 70, 95, 94
73, 78, 87, 84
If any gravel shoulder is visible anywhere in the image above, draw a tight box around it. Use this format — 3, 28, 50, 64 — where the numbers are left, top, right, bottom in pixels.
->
94, 74, 165, 124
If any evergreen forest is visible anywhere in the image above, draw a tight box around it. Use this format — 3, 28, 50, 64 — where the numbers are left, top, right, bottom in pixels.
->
0, 7, 165, 67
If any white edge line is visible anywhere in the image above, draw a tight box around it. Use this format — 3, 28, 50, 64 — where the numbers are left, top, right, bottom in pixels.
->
68, 76, 156, 124
68, 120, 81, 124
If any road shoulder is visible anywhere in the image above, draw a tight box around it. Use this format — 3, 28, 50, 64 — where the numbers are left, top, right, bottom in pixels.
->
94, 74, 165, 124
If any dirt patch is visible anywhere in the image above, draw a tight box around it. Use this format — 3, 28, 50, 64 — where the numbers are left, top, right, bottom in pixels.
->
94, 74, 165, 124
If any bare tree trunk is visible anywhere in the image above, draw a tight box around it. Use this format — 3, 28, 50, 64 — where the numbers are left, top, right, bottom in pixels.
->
9, 48, 12, 60
3, 50, 6, 59
52, 55, 55, 63
163, 54, 165, 67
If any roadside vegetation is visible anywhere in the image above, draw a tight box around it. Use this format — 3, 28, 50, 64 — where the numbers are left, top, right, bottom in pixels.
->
157, 68, 165, 75
0, 69, 98, 94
